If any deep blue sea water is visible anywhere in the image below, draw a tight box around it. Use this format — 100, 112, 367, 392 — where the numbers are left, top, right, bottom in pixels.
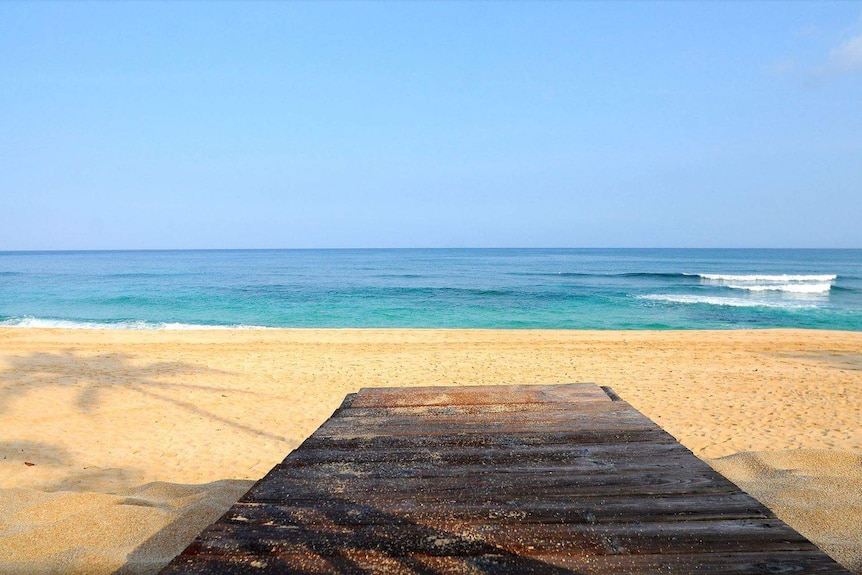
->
1, 249, 860, 330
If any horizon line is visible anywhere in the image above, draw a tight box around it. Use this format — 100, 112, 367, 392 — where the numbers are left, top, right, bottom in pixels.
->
2, 247, 861, 254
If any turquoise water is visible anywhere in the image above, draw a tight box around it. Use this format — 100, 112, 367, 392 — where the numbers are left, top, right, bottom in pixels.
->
1, 249, 860, 330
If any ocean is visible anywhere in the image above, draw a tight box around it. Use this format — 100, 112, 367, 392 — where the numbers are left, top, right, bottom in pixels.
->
1, 249, 860, 331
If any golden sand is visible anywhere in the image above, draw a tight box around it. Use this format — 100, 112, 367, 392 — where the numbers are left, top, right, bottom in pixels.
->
1, 328, 860, 573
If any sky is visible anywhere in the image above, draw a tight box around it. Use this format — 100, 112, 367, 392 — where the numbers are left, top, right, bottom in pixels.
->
1, 2, 861, 250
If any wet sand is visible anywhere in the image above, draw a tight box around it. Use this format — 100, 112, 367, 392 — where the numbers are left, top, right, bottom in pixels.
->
1, 328, 860, 573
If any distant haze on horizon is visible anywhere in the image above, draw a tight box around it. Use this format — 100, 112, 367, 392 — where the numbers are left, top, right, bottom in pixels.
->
1, 2, 860, 250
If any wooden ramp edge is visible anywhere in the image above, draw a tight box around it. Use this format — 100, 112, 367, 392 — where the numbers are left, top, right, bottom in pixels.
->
159, 383, 851, 574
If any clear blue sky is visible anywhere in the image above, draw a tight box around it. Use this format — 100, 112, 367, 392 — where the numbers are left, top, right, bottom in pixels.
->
1, 2, 860, 249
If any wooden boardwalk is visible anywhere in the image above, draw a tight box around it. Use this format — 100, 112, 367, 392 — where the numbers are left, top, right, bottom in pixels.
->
160, 383, 851, 574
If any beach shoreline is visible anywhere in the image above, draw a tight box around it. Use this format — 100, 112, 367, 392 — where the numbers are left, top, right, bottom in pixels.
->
1, 327, 860, 573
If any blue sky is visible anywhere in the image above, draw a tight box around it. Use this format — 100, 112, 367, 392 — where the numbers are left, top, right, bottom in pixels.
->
1, 2, 860, 249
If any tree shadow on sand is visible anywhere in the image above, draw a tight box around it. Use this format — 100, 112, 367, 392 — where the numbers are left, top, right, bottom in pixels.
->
1, 440, 73, 466
0, 351, 297, 575
0, 350, 286, 442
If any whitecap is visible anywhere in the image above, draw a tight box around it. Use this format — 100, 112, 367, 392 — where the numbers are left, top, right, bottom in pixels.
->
697, 274, 836, 282
726, 283, 832, 294
636, 295, 819, 309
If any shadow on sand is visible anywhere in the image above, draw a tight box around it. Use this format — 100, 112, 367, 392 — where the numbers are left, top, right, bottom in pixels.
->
778, 351, 862, 372
0, 350, 285, 441
0, 350, 286, 574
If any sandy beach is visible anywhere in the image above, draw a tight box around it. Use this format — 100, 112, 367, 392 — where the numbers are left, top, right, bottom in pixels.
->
1, 328, 860, 573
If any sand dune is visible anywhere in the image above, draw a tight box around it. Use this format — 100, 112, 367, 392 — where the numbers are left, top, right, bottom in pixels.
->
1, 328, 860, 573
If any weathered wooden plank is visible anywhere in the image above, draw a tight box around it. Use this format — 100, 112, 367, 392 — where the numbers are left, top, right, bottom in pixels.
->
160, 551, 575, 575
321, 397, 648, 416
348, 382, 610, 408
160, 383, 853, 575
457, 518, 818, 555
297, 428, 677, 451
178, 518, 815, 559
280, 439, 696, 468
419, 551, 852, 575
222, 492, 774, 527
161, 550, 849, 575
324, 402, 657, 431
311, 413, 665, 439
269, 453, 723, 482
243, 467, 742, 503
334, 399, 630, 419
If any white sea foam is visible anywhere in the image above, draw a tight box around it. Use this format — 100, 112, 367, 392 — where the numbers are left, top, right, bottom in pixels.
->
691, 273, 835, 294
0, 317, 269, 330
637, 295, 819, 309
725, 283, 833, 294
697, 274, 836, 282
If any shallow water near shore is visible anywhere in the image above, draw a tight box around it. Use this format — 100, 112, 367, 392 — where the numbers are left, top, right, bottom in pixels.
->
2, 248, 861, 330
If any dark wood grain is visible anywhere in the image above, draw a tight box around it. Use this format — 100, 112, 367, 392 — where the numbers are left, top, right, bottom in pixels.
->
160, 383, 852, 574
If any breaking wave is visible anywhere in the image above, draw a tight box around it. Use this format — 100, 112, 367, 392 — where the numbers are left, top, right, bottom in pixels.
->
726, 283, 832, 294
691, 273, 835, 294
695, 274, 836, 282
637, 295, 819, 309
